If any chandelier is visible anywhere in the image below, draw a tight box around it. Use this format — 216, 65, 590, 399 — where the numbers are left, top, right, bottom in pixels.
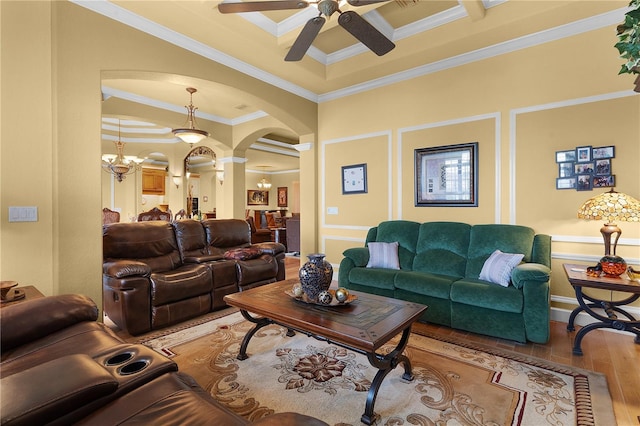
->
172, 87, 209, 145
101, 120, 143, 182
257, 166, 272, 189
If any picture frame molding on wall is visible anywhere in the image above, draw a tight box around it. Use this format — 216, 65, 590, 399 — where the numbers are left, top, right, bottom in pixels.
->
414, 142, 478, 207
341, 163, 368, 194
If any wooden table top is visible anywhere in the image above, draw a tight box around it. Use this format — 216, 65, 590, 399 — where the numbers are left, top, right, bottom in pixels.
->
224, 279, 427, 353
0, 285, 44, 308
563, 263, 640, 293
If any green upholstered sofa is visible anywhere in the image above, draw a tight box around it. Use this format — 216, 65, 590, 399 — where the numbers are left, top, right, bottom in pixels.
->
338, 221, 552, 343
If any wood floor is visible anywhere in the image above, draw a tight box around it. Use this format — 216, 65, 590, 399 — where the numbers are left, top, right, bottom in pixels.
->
284, 256, 640, 425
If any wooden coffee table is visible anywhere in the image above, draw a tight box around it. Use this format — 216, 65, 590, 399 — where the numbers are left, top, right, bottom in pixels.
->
224, 279, 428, 425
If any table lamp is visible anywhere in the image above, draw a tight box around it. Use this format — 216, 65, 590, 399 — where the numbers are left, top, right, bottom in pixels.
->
577, 189, 640, 276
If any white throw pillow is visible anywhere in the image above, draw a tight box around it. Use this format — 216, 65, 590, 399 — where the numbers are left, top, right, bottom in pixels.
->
366, 241, 400, 270
479, 249, 524, 287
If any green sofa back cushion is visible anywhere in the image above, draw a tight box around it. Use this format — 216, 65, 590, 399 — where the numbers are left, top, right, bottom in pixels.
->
369, 220, 420, 270
465, 224, 535, 279
413, 222, 471, 277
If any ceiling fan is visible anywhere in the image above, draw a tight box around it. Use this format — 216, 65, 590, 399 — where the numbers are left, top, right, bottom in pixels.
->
218, 0, 395, 61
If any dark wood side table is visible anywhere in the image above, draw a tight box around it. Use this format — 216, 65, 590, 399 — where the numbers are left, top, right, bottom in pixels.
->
563, 263, 640, 355
270, 227, 287, 251
0, 285, 44, 308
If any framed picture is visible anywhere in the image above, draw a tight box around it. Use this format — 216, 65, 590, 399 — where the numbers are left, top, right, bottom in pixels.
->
558, 162, 574, 178
415, 142, 478, 207
556, 150, 576, 163
592, 146, 615, 159
594, 159, 611, 175
593, 175, 615, 188
574, 162, 594, 175
577, 174, 592, 191
342, 163, 368, 194
247, 189, 269, 206
277, 186, 288, 207
556, 177, 576, 190
576, 146, 592, 163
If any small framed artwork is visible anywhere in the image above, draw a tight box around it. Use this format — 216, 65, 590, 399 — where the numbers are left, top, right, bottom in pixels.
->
277, 186, 288, 207
415, 142, 478, 207
595, 159, 611, 175
593, 175, 615, 188
592, 146, 615, 159
247, 190, 269, 206
558, 162, 574, 178
574, 162, 594, 174
556, 177, 576, 190
342, 163, 368, 194
556, 150, 577, 163
576, 146, 592, 163
577, 174, 592, 191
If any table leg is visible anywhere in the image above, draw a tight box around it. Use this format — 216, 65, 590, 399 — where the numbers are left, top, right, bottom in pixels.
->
237, 310, 273, 360
569, 286, 640, 355
361, 326, 414, 425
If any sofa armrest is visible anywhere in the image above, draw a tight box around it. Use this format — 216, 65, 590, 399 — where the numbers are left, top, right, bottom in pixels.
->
0, 354, 118, 426
184, 255, 223, 263
342, 247, 369, 267
103, 260, 151, 278
253, 242, 285, 255
511, 263, 551, 289
0, 294, 99, 352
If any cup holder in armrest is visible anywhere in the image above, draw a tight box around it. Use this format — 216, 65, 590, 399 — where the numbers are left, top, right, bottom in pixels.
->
117, 358, 150, 376
105, 351, 134, 366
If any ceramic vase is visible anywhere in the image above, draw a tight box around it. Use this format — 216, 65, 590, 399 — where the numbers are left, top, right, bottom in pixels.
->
299, 253, 333, 301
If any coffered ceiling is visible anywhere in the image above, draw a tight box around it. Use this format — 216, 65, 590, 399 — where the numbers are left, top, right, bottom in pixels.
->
83, 0, 626, 171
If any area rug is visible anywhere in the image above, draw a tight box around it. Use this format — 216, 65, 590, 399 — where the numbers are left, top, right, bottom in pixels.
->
138, 312, 615, 426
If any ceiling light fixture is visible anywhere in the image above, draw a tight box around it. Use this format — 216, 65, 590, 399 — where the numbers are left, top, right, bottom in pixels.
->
172, 87, 209, 145
101, 119, 143, 182
257, 166, 272, 190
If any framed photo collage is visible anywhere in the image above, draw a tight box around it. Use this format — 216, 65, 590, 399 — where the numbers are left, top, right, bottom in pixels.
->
555, 145, 615, 191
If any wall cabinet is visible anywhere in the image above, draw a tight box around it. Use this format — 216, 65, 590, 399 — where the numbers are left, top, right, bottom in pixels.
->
142, 169, 166, 195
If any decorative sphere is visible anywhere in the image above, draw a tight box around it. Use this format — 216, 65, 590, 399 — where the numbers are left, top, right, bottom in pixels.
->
317, 290, 333, 305
334, 287, 350, 303
292, 283, 303, 298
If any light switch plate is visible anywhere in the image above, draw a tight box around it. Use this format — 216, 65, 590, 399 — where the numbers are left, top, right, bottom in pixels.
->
8, 206, 38, 222
327, 207, 338, 215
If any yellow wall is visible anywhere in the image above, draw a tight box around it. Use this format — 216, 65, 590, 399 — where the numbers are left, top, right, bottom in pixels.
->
318, 25, 640, 309
1, 1, 638, 317
0, 1, 316, 305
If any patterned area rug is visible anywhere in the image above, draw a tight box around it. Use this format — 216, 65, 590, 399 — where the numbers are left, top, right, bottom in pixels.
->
138, 312, 615, 426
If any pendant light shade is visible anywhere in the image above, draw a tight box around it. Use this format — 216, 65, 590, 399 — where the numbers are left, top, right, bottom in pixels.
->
172, 87, 209, 145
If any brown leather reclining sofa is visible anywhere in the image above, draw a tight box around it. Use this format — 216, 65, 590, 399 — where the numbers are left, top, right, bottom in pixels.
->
103, 218, 286, 336
0, 294, 326, 426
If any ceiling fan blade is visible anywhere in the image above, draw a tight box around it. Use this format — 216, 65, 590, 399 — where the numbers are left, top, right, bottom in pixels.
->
346, 0, 389, 6
218, 1, 309, 14
338, 10, 395, 56
285, 16, 326, 61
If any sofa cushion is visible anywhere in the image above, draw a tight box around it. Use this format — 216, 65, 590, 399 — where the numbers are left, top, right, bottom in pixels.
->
173, 220, 207, 259
479, 250, 524, 287
372, 221, 420, 270
348, 268, 397, 291
412, 222, 471, 277
235, 255, 278, 287
366, 242, 400, 269
450, 278, 523, 313
394, 271, 456, 299
466, 225, 535, 279
150, 264, 212, 306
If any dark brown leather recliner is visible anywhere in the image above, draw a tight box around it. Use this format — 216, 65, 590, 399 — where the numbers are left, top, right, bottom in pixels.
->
202, 219, 286, 289
103, 221, 213, 335
0, 294, 328, 426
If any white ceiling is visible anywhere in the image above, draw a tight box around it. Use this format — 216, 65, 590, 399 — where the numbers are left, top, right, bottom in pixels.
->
85, 0, 627, 171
